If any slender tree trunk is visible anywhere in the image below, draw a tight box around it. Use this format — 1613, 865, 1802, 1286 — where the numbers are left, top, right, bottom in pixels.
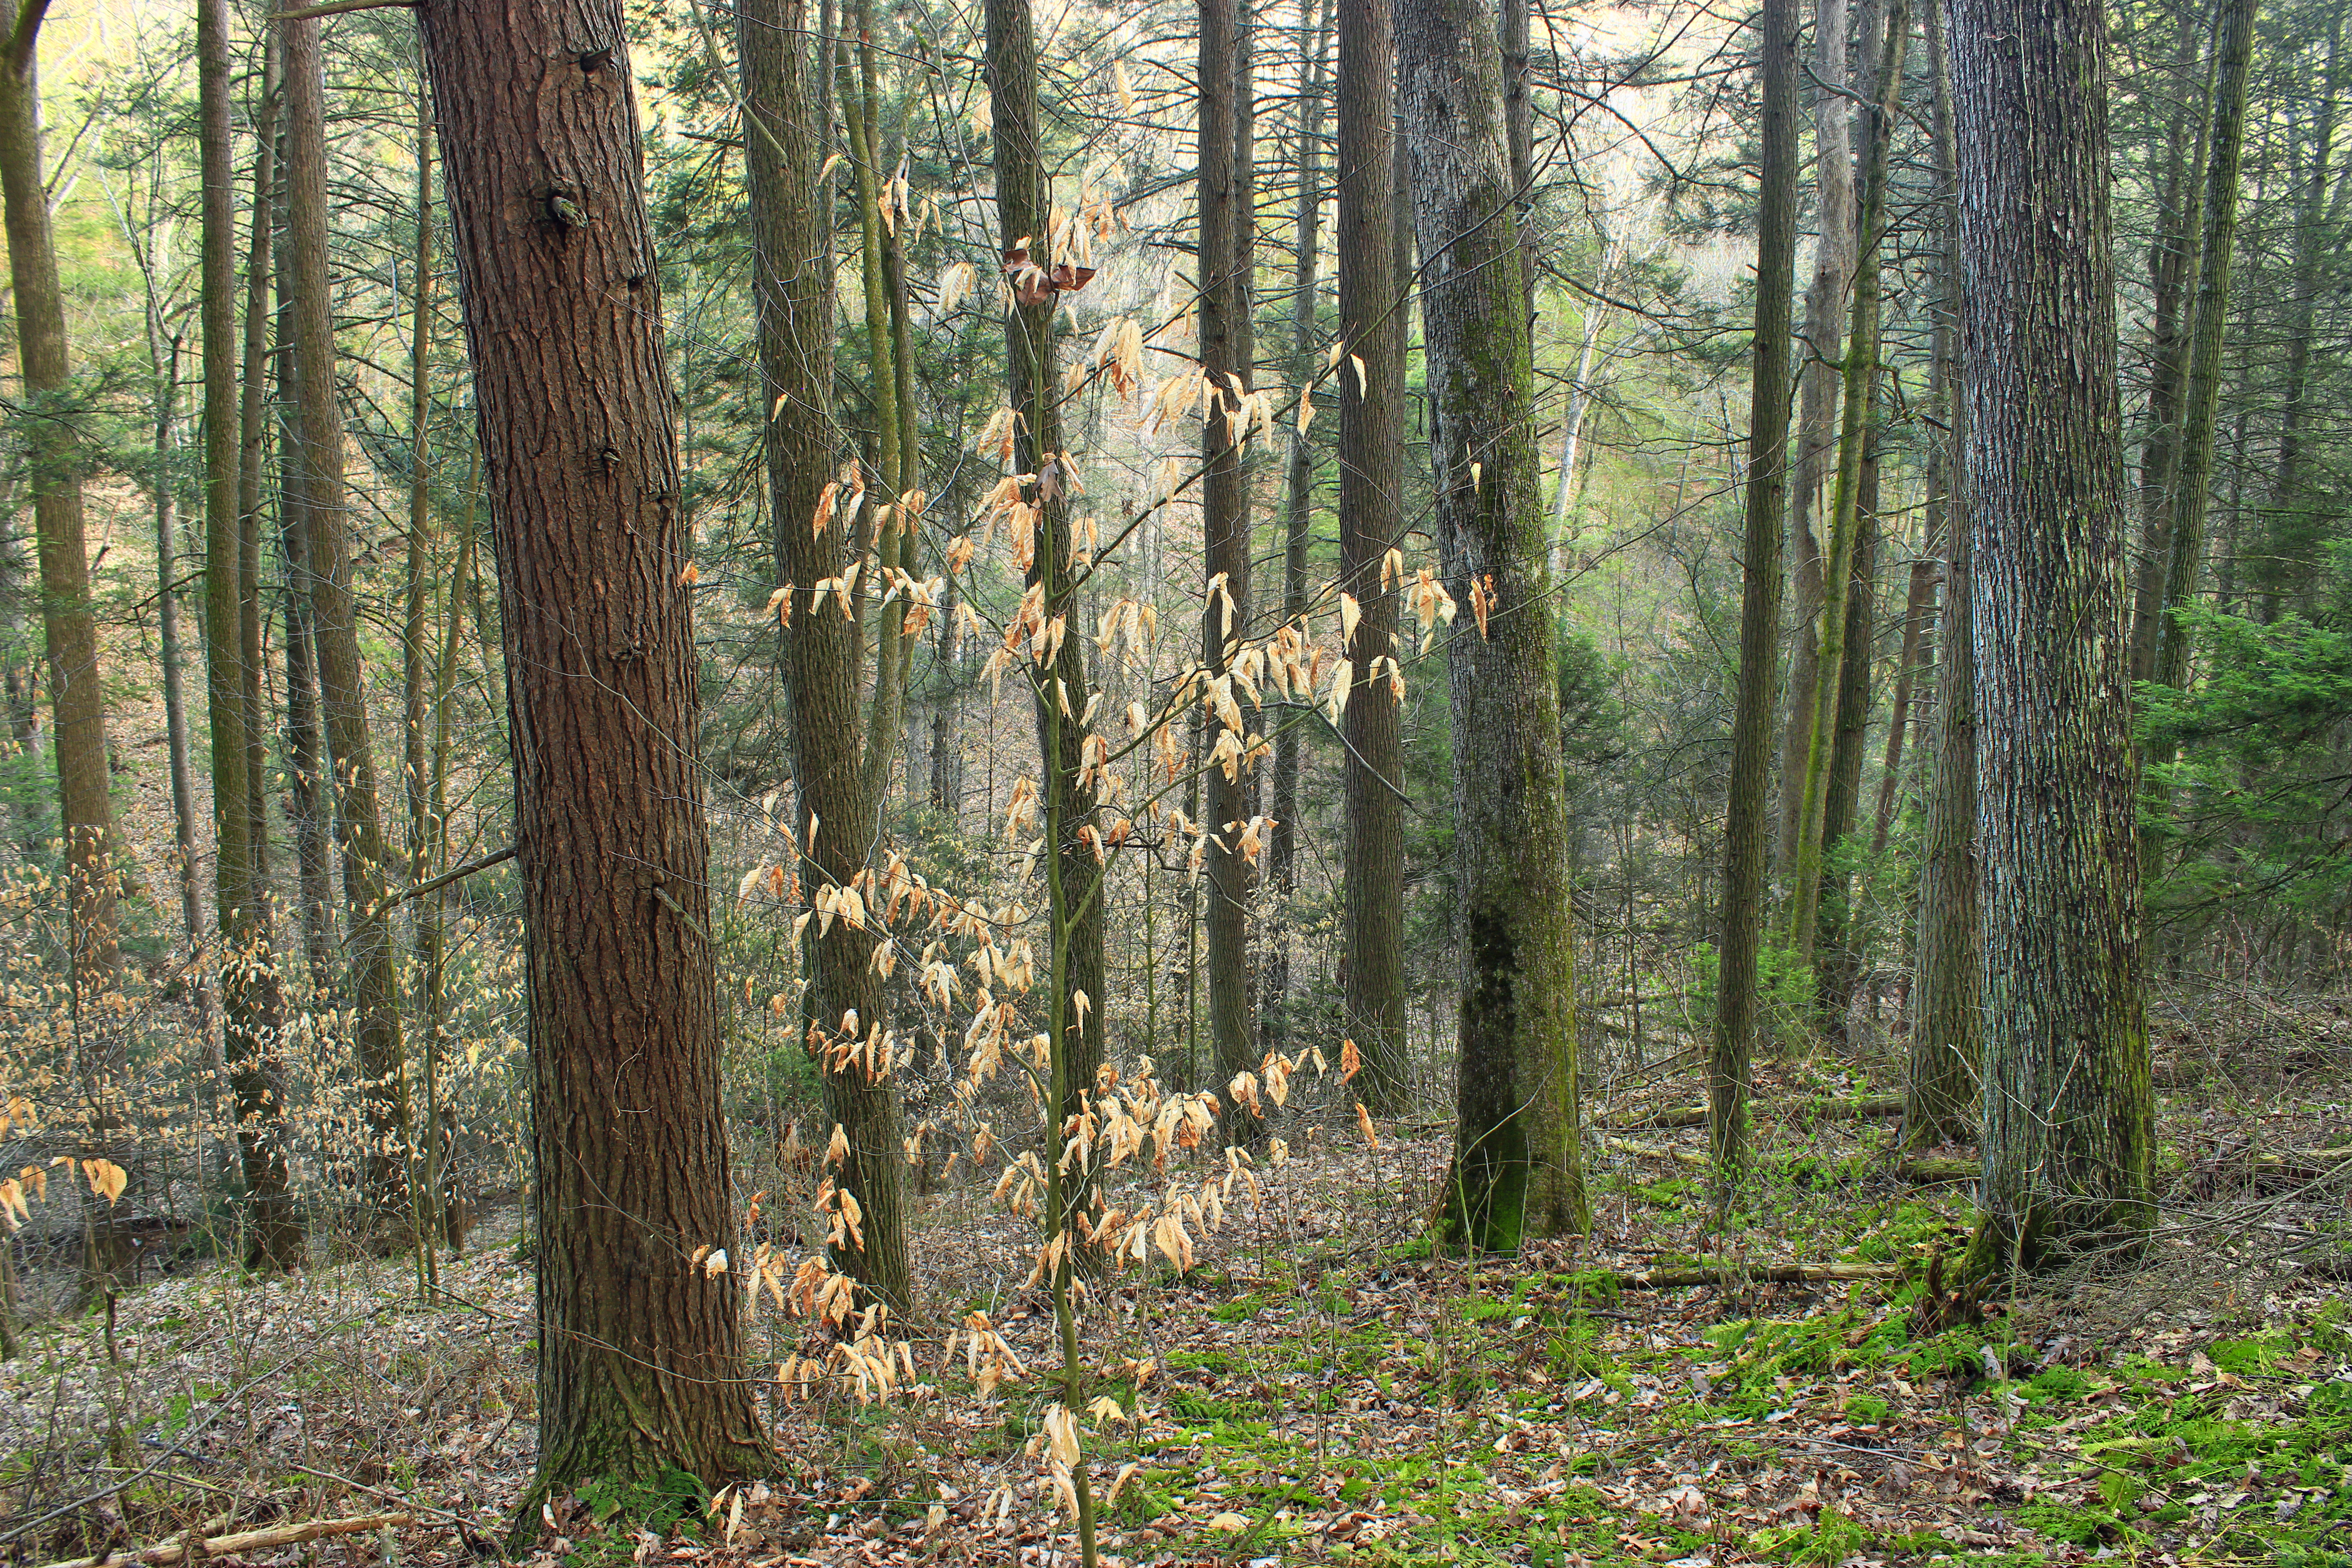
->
236, 34, 280, 941
2151, 0, 2256, 694
0, 7, 120, 1006
1265, 0, 1331, 1059
400, 57, 441, 1257
1201, 0, 1258, 1138
742, 0, 914, 1313
1709, 0, 1799, 1191
203, 0, 298, 1269
1774, 0, 1857, 888
1948, 0, 2152, 1273
2128, 5, 2213, 683
1336, 0, 1408, 1112
2258, 12, 2338, 619
150, 328, 211, 1040
284, 12, 410, 1237
1400, 0, 1588, 1248
1786, 0, 1907, 982
1872, 530, 1937, 858
419, 0, 769, 1502
985, 0, 1107, 1198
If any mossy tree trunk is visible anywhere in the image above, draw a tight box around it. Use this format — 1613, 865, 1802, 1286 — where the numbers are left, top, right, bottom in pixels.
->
1399, 0, 1588, 1249
1947, 0, 2153, 1274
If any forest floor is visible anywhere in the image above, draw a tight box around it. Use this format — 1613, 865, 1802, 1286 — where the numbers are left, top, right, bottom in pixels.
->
7, 992, 2352, 1568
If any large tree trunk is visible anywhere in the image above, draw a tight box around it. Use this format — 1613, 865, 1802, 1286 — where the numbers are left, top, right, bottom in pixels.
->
1948, 0, 2152, 1273
1337, 0, 1409, 1112
2151, 0, 2257, 695
0, 8, 120, 1006
284, 13, 410, 1239
1400, 0, 1588, 1248
1200, 0, 1258, 1139
741, 0, 914, 1313
1708, 0, 1799, 1187
203, 0, 299, 1270
418, 0, 767, 1502
984, 0, 1107, 1203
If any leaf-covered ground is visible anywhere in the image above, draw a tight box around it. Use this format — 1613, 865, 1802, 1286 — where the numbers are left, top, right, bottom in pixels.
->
8, 1006, 2352, 1568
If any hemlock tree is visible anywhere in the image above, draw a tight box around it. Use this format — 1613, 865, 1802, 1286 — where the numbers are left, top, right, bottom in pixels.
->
1708, 0, 1798, 1188
418, 0, 767, 1501
1947, 0, 2154, 1273
1399, 0, 1588, 1248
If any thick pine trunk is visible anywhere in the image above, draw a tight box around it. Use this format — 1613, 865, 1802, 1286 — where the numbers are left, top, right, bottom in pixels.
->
1337, 0, 1408, 1112
741, 0, 914, 1313
1709, 0, 1798, 1186
284, 13, 410, 1237
1948, 0, 2152, 1273
1400, 0, 1588, 1248
203, 0, 299, 1269
418, 0, 767, 1500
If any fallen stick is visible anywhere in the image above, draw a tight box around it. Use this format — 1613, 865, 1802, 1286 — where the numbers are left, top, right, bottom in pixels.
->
34, 1511, 414, 1568
1603, 1097, 1905, 1132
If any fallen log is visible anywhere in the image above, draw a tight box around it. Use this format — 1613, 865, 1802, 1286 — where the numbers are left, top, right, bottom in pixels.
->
35, 1512, 414, 1568
1605, 1136, 1705, 1167
1899, 1156, 1978, 1185
1602, 1096, 1905, 1132
1591, 1261, 1906, 1292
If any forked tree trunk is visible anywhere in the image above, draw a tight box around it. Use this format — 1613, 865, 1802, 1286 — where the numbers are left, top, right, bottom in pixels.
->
1400, 0, 1588, 1248
1774, 0, 1856, 890
741, 0, 914, 1313
284, 12, 411, 1240
418, 0, 767, 1501
1337, 0, 1409, 1112
1708, 0, 1798, 1188
213, 18, 299, 1269
1948, 0, 2152, 1273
